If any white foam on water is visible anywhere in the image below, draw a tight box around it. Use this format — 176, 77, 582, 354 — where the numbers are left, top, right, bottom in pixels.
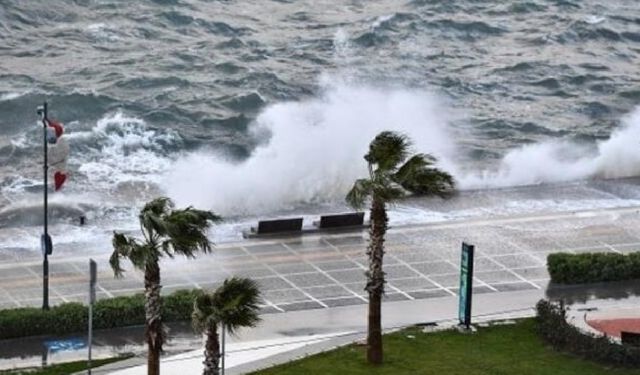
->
164, 67, 640, 219
76, 111, 178, 188
10, 97, 640, 252
0, 224, 111, 252
387, 204, 459, 226
385, 196, 640, 231
371, 14, 395, 29
0, 92, 25, 101
164, 80, 456, 216
9, 133, 30, 149
0, 176, 39, 198
85, 23, 123, 42
459, 107, 640, 188
584, 15, 606, 24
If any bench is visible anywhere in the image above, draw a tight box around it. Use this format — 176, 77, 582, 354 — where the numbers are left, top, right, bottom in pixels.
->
317, 212, 365, 229
252, 217, 303, 235
621, 331, 640, 347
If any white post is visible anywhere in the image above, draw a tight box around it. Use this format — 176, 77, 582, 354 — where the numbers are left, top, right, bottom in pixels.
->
88, 301, 93, 374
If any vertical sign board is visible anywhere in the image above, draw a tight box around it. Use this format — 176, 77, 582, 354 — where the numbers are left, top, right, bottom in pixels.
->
88, 259, 97, 375
458, 242, 475, 329
89, 260, 97, 303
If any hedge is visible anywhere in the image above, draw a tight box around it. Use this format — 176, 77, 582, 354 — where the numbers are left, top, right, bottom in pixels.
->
536, 299, 640, 367
0, 289, 202, 340
547, 252, 640, 284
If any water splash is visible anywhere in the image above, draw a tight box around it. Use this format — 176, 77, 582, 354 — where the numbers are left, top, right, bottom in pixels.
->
459, 107, 640, 188
76, 112, 179, 187
164, 80, 455, 215
165, 75, 640, 215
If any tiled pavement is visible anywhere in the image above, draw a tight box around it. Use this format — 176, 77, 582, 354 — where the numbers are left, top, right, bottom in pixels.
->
2, 205, 640, 312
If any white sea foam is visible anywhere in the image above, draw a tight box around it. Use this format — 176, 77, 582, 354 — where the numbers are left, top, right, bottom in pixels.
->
0, 223, 111, 251
165, 75, 640, 218
0, 176, 39, 198
77, 112, 178, 187
0, 92, 24, 101
371, 14, 395, 29
459, 107, 640, 188
584, 15, 606, 24
85, 23, 122, 42
9, 134, 29, 149
164, 80, 455, 215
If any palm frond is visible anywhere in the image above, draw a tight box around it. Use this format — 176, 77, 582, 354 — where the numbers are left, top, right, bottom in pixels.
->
164, 208, 220, 257
131, 243, 158, 270
373, 183, 405, 202
365, 131, 410, 171
346, 178, 373, 209
110, 232, 138, 277
368, 171, 405, 203
113, 197, 221, 279
394, 154, 455, 197
393, 154, 432, 184
139, 197, 173, 238
212, 277, 261, 335
192, 292, 215, 334
191, 278, 262, 335
161, 240, 172, 258
142, 197, 174, 216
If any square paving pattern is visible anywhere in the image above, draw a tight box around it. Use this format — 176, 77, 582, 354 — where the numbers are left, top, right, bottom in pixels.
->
2, 207, 640, 313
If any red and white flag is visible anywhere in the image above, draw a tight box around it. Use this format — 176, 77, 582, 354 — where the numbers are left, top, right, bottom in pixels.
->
46, 119, 69, 191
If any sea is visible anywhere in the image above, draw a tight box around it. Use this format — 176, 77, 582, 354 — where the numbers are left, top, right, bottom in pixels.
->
1, 0, 640, 255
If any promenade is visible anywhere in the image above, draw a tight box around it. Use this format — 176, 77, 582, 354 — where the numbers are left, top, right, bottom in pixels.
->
2, 193, 640, 313
2, 179, 640, 372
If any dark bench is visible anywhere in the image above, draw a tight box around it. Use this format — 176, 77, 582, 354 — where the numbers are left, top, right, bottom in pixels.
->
318, 212, 365, 229
621, 331, 640, 347
253, 217, 303, 235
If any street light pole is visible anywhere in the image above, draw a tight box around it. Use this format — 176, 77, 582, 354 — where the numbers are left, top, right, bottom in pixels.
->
39, 102, 50, 311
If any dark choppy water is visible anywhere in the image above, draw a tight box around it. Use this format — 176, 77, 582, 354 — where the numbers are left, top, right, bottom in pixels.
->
2, 0, 640, 250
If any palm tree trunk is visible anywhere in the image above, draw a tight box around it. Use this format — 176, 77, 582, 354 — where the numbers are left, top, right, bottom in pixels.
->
366, 196, 387, 365
202, 325, 221, 375
145, 261, 164, 375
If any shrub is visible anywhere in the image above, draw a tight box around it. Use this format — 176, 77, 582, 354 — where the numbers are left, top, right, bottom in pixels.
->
49, 303, 87, 334
0, 289, 201, 340
0, 307, 46, 339
94, 295, 145, 329
0, 303, 87, 339
163, 289, 201, 322
547, 252, 640, 284
536, 299, 640, 367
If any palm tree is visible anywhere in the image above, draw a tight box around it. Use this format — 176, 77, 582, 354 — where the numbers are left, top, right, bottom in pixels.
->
346, 131, 455, 365
110, 197, 221, 375
192, 277, 262, 375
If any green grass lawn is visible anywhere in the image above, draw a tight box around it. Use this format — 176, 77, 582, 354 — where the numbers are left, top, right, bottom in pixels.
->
0, 354, 133, 375
251, 319, 640, 375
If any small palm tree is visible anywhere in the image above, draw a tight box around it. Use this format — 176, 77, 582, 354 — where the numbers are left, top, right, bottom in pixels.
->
192, 277, 262, 375
346, 131, 455, 365
110, 197, 221, 375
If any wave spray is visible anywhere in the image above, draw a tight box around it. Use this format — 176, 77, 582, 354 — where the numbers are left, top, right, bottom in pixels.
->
164, 80, 456, 215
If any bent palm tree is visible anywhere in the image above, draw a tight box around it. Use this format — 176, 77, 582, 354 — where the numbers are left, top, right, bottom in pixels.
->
192, 277, 261, 375
110, 197, 221, 375
346, 131, 454, 365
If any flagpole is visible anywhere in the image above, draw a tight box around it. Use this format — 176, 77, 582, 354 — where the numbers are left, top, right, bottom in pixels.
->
41, 101, 50, 311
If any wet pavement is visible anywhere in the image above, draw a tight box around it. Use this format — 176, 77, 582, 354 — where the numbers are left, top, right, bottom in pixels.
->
0, 322, 199, 371
3, 203, 640, 313
3, 179, 640, 312
88, 285, 640, 375
2, 180, 640, 370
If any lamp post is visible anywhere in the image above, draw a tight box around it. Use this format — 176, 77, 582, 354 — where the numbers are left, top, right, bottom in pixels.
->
37, 102, 52, 311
